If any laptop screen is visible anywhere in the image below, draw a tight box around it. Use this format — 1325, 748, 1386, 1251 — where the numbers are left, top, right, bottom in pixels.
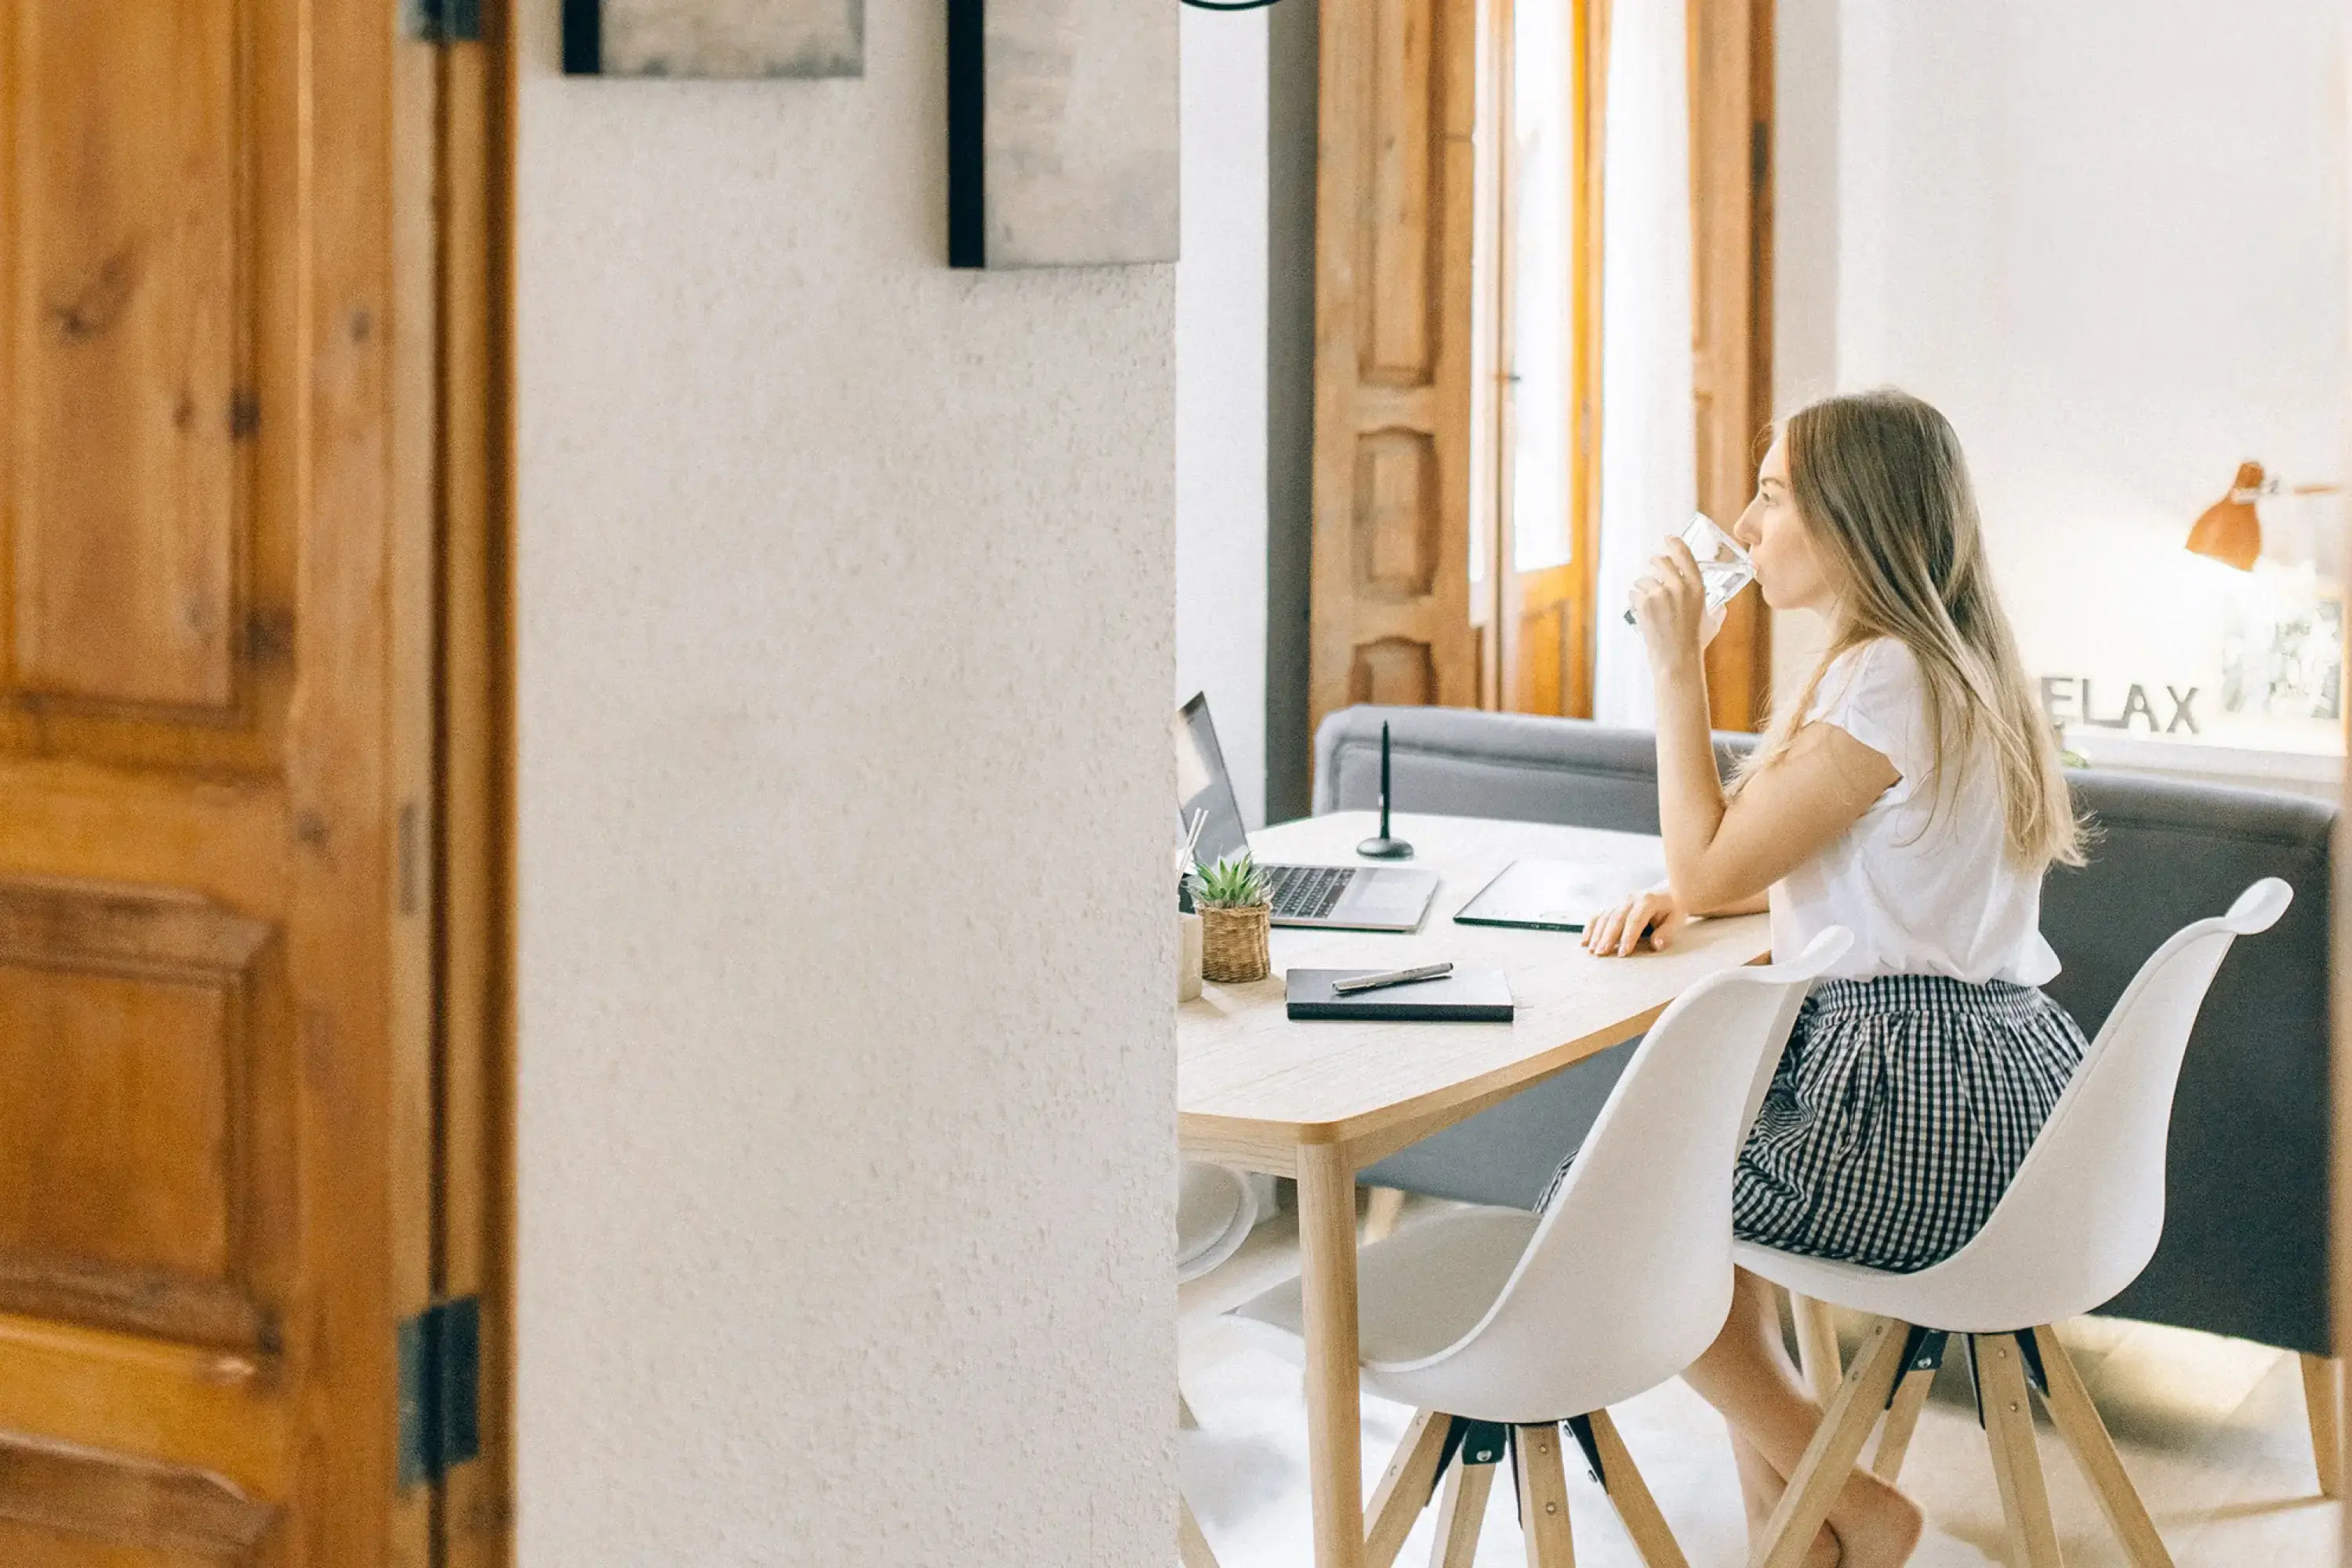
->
1173, 693, 1253, 871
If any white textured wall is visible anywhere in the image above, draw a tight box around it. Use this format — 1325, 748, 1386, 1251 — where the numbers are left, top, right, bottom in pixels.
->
1773, 0, 2349, 725
1175, 5, 1269, 823
514, 5, 1176, 1564
1766, 0, 1839, 706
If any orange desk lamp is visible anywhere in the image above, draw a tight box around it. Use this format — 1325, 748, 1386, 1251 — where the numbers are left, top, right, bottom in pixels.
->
2184, 462, 2267, 571
2186, 462, 2343, 572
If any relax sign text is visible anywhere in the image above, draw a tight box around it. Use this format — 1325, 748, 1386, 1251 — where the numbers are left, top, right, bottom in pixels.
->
2038, 676, 2200, 736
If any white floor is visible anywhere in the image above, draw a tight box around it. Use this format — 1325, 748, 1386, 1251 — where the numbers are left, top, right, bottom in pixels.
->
1179, 1200, 2341, 1567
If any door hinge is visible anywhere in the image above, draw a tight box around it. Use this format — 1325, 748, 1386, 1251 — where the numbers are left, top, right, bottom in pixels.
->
402, 0, 481, 43
397, 1297, 482, 1488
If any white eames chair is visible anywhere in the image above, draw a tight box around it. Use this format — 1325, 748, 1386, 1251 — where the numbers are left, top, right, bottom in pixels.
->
1740, 879, 2292, 1568
1177, 1162, 1260, 1568
1230, 927, 1855, 1568
1180, 1162, 1261, 1287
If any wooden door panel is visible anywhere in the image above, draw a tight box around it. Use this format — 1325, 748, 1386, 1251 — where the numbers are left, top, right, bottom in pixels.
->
0, 1434, 274, 1568
1348, 637, 1439, 706
0, 877, 285, 1352
1360, 0, 1439, 389
0, 1532, 249, 1568
8, 0, 245, 712
1, 0, 297, 768
0, 1315, 285, 1498
1501, 564, 1575, 715
1355, 430, 1439, 597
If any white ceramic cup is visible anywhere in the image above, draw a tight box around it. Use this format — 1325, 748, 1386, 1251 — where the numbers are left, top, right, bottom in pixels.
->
1178, 912, 1204, 1003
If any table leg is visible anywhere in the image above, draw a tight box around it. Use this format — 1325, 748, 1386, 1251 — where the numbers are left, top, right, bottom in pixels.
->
1298, 1142, 1367, 1568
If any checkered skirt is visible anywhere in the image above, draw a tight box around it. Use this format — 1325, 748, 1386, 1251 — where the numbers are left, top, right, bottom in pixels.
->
1730, 974, 2089, 1273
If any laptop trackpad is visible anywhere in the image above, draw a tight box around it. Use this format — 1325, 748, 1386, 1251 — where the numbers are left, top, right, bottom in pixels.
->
1340, 869, 1433, 923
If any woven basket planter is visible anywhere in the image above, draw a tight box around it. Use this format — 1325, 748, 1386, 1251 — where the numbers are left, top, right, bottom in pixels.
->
1200, 902, 1272, 984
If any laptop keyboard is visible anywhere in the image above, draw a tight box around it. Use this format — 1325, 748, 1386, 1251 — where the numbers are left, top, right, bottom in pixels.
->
1269, 865, 1352, 920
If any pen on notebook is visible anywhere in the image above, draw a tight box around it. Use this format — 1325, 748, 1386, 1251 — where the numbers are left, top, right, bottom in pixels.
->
1330, 961, 1454, 995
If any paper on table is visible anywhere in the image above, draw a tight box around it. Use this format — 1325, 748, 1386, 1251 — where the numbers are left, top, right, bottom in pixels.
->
1452, 858, 1667, 932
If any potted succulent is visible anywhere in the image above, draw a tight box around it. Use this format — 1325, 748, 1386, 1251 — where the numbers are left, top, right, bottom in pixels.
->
1190, 854, 1273, 984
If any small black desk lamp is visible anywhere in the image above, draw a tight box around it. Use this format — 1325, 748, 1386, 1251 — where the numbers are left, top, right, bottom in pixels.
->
1356, 721, 1414, 860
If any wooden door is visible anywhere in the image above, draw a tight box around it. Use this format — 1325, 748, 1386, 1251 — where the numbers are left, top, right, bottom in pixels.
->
1308, 0, 1487, 743
0, 1, 448, 1563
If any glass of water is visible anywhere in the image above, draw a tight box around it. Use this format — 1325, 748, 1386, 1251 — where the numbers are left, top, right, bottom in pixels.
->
1624, 513, 1755, 626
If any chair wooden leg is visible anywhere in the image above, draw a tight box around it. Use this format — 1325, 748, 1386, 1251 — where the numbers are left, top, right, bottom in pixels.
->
1180, 1494, 1221, 1568
1583, 1409, 1687, 1568
1975, 1334, 2063, 1568
1751, 1316, 1911, 1568
1363, 1185, 1410, 1244
1428, 1450, 1497, 1568
1512, 1423, 1578, 1568
2301, 1352, 2342, 1501
1871, 1366, 1935, 1483
2029, 1326, 2172, 1568
1364, 1410, 1452, 1568
1790, 1292, 1845, 1406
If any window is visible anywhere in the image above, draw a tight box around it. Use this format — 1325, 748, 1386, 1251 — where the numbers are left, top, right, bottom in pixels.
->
1472, 0, 1605, 716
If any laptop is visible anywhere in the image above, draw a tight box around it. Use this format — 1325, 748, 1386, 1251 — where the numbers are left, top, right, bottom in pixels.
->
1174, 693, 1439, 932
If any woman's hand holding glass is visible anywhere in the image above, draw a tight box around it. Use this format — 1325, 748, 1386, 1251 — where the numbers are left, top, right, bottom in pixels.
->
1628, 535, 1727, 670
1583, 882, 1686, 956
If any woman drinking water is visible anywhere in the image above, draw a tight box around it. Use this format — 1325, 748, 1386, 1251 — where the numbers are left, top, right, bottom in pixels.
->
1583, 389, 2088, 1568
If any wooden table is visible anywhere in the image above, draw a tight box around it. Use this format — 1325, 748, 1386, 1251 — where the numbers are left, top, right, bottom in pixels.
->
1180, 811, 1771, 1568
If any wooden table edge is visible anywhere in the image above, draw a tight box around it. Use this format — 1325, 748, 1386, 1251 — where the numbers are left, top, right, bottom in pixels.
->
1178, 935, 1774, 1174
1180, 1000, 1675, 1164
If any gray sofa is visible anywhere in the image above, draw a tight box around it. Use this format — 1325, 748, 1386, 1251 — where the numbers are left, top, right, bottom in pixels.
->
1317, 704, 2336, 1359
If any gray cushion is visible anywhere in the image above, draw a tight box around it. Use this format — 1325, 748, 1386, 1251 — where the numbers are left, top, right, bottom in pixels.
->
1314, 704, 1755, 834
1316, 705, 2336, 1356
1360, 1040, 1639, 1210
2042, 772, 2334, 1355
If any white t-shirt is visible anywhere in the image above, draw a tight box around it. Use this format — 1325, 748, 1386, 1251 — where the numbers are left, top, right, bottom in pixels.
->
1768, 638, 2061, 985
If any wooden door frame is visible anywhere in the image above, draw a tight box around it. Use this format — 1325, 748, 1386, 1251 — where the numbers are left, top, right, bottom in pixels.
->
439, 3, 519, 1563
1567, 0, 1608, 720
1689, 0, 1774, 731
394, 5, 518, 1563
1470, 0, 1506, 710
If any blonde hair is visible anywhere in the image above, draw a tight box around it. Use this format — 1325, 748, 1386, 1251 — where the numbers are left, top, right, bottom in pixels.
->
1739, 389, 2084, 869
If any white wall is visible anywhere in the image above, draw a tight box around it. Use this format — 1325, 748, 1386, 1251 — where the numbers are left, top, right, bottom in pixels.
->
1767, 0, 1840, 703
1773, 0, 2350, 740
514, 7, 1176, 1564
1175, 7, 1270, 823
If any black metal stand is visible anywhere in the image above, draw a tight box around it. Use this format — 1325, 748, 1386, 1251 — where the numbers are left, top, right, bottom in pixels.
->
1357, 720, 1415, 859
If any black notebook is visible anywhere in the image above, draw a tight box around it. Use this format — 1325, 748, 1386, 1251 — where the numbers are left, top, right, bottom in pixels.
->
1284, 968, 1515, 1022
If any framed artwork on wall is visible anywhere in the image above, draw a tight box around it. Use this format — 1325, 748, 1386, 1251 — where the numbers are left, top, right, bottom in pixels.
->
946, 0, 1179, 268
562, 0, 863, 78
